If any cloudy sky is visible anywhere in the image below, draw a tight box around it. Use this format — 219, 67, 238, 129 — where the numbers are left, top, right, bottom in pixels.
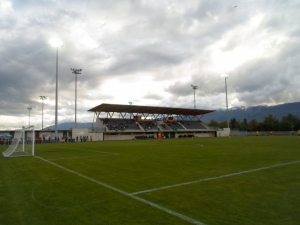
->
0, 0, 299, 129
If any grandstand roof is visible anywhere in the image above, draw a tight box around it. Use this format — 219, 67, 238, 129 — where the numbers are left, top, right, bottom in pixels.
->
88, 103, 214, 116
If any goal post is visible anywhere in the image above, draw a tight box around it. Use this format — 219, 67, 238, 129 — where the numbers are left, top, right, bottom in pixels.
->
2, 126, 35, 157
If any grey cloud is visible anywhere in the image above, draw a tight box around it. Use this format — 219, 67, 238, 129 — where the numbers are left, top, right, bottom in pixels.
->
104, 44, 186, 75
143, 93, 161, 101
165, 70, 225, 98
1, 0, 300, 129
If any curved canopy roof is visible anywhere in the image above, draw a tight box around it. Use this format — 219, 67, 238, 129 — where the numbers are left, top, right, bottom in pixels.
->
88, 103, 214, 116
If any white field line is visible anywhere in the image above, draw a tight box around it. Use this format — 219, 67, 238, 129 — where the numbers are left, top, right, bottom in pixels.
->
60, 147, 119, 155
35, 156, 206, 225
131, 160, 300, 195
47, 154, 117, 161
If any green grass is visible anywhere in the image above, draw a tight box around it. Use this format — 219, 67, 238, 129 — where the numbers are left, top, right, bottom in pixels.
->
1, 136, 300, 225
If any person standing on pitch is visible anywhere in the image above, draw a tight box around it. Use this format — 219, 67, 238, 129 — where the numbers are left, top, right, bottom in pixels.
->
158, 132, 162, 142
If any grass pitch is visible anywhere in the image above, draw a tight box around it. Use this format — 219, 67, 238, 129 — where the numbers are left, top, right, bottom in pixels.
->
1, 136, 300, 225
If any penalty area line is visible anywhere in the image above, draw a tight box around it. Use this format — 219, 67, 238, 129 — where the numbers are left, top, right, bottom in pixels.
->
34, 155, 206, 225
131, 160, 300, 195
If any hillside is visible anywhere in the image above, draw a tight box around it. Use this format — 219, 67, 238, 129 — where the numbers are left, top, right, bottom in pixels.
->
202, 102, 300, 123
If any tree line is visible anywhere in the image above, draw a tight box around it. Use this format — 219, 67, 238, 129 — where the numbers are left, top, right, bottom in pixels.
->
208, 113, 300, 131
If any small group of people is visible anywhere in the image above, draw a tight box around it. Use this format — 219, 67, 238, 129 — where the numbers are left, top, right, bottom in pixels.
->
0, 138, 11, 145
143, 122, 156, 131
291, 130, 300, 136
61, 136, 72, 143
35, 135, 50, 143
60, 135, 93, 143
75, 135, 92, 142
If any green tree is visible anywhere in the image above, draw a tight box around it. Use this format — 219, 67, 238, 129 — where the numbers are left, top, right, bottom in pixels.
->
205, 113, 300, 131
239, 118, 248, 130
234, 120, 241, 130
262, 114, 279, 131
219, 121, 228, 128
280, 120, 292, 131
230, 118, 237, 129
248, 119, 259, 131
208, 119, 219, 128
281, 114, 300, 131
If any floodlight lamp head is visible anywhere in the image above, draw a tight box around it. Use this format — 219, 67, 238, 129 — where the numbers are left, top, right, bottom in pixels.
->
50, 38, 63, 47
71, 68, 82, 74
39, 96, 47, 100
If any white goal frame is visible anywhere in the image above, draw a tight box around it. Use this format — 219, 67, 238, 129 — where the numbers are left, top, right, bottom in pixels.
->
2, 126, 35, 157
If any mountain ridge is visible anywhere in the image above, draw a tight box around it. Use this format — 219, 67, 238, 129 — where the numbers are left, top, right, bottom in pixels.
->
203, 102, 300, 123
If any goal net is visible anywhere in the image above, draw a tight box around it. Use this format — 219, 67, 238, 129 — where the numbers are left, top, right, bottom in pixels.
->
2, 126, 35, 157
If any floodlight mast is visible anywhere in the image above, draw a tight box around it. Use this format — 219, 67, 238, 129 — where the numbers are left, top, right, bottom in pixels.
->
128, 101, 133, 119
55, 47, 58, 139
191, 85, 198, 109
70, 68, 82, 128
224, 76, 229, 128
51, 38, 63, 140
39, 96, 47, 130
27, 107, 32, 127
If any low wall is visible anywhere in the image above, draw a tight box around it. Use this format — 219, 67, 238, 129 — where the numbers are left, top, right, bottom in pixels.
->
247, 131, 297, 136
104, 134, 136, 141
216, 128, 231, 137
72, 129, 219, 141
89, 132, 103, 141
72, 128, 89, 139
72, 128, 103, 141
175, 132, 214, 138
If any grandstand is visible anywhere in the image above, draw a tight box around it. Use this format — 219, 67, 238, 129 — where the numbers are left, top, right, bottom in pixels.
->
88, 103, 224, 141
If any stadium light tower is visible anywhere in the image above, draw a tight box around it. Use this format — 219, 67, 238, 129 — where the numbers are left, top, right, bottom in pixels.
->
50, 38, 63, 140
191, 85, 198, 109
27, 107, 32, 127
70, 68, 82, 128
39, 96, 47, 130
222, 74, 229, 128
128, 101, 133, 118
